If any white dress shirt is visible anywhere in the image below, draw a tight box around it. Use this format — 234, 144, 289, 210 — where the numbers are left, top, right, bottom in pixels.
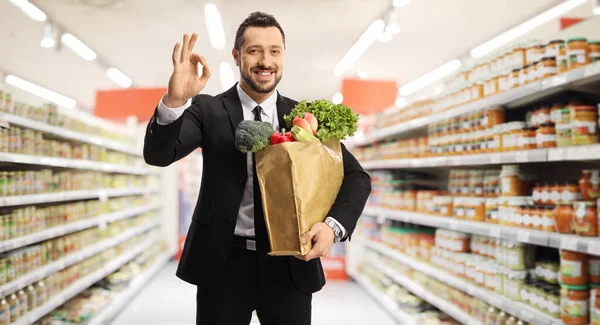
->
155, 84, 347, 240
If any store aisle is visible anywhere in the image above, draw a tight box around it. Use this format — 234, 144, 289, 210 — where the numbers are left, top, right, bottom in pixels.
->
112, 261, 397, 325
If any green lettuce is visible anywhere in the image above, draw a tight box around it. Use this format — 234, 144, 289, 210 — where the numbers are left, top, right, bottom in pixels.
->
284, 99, 359, 143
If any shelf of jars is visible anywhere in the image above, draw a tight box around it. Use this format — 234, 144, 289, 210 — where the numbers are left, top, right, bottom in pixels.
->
351, 42, 600, 148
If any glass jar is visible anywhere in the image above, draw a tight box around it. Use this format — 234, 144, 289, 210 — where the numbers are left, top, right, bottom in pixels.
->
568, 37, 589, 70
536, 124, 557, 148
510, 68, 520, 89
579, 169, 600, 201
590, 41, 600, 63
539, 56, 558, 79
519, 65, 530, 86
518, 126, 537, 150
542, 206, 557, 232
572, 201, 598, 236
559, 44, 569, 74
571, 105, 599, 146
561, 285, 589, 325
554, 203, 574, 234
503, 122, 527, 151
590, 256, 600, 285
561, 250, 588, 286
501, 165, 526, 196
556, 107, 572, 147
546, 40, 565, 60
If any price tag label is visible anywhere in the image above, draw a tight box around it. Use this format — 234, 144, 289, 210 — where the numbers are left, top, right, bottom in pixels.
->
548, 148, 567, 161
567, 146, 588, 160
587, 240, 600, 255
561, 237, 578, 250
585, 62, 600, 77
98, 190, 108, 202
490, 227, 501, 238
516, 151, 528, 163
519, 310, 534, 322
376, 213, 386, 224
98, 220, 108, 231
517, 231, 530, 243
491, 154, 502, 164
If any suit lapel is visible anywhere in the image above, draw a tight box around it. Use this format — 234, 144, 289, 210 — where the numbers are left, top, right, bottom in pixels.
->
222, 83, 244, 132
276, 92, 293, 131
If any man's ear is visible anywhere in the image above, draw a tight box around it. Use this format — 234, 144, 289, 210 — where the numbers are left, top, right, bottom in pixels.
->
232, 49, 240, 66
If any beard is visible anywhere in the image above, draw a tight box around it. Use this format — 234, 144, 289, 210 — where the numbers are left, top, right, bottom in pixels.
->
240, 66, 282, 94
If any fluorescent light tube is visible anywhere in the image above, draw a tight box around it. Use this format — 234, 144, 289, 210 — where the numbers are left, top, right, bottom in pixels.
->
470, 0, 587, 58
41, 38, 55, 48
205, 3, 226, 49
386, 23, 401, 35
332, 92, 344, 104
5, 75, 76, 109
106, 68, 132, 88
8, 0, 46, 22
220, 62, 235, 91
61, 33, 97, 61
594, 7, 600, 15
393, 0, 411, 8
398, 59, 461, 97
334, 19, 385, 76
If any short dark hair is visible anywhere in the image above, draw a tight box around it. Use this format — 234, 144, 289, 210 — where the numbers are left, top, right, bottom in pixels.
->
234, 11, 285, 52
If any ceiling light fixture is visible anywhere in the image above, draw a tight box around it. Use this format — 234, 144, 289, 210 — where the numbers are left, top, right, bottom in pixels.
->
106, 68, 132, 88
61, 33, 97, 61
470, 0, 587, 58
377, 31, 393, 43
220, 62, 235, 91
8, 0, 47, 22
385, 23, 401, 35
594, 0, 600, 15
204, 3, 226, 49
334, 19, 385, 76
332, 92, 344, 104
393, 0, 411, 8
398, 59, 461, 97
41, 23, 56, 48
5, 75, 76, 109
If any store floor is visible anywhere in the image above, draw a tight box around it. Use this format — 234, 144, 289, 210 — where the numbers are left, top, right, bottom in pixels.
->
112, 261, 396, 325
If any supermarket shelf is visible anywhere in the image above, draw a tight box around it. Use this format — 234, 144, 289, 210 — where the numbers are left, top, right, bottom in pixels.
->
360, 145, 600, 169
87, 252, 174, 325
0, 204, 160, 253
0, 187, 158, 207
356, 237, 562, 325
0, 152, 156, 175
364, 206, 600, 255
355, 62, 600, 146
0, 112, 142, 157
0, 221, 159, 297
13, 238, 160, 325
371, 260, 482, 325
348, 270, 417, 325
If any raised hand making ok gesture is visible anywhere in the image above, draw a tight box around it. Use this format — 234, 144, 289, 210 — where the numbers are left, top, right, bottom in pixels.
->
164, 33, 211, 108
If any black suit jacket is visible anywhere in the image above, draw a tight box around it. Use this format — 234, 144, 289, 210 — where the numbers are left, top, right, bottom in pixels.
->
143, 84, 371, 294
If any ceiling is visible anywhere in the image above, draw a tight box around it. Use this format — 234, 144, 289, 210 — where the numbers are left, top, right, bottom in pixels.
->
0, 0, 594, 113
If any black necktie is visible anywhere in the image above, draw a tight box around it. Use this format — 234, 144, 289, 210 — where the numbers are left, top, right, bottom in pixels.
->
252, 106, 268, 252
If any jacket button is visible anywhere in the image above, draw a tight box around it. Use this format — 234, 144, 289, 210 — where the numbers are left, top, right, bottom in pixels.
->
228, 216, 235, 223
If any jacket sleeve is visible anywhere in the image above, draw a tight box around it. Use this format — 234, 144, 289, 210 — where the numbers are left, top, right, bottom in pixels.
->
326, 143, 372, 240
143, 101, 204, 167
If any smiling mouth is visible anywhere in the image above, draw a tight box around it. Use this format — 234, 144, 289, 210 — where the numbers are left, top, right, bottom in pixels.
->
254, 70, 275, 79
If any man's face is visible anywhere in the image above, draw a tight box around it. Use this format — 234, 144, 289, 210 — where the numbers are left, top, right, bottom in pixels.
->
234, 26, 284, 94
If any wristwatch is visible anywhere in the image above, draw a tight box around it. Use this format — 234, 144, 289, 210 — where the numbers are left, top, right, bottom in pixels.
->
324, 217, 343, 244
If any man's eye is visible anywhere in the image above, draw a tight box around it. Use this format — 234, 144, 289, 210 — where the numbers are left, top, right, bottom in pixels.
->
249, 50, 258, 54
272, 50, 280, 54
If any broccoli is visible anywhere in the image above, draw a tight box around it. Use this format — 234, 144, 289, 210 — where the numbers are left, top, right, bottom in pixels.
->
234, 120, 274, 153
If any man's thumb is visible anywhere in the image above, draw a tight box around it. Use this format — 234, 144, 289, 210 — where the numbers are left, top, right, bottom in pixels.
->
300, 230, 316, 244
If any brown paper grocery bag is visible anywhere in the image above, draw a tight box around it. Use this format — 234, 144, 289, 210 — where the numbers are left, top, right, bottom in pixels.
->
255, 140, 344, 256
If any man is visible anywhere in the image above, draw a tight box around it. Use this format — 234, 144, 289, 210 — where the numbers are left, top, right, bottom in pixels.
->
144, 11, 371, 325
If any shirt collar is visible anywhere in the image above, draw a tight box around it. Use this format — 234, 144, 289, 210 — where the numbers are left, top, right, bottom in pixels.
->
236, 82, 278, 120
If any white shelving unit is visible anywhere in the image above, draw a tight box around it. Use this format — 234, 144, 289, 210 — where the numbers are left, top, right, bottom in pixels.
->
0, 112, 141, 157
360, 145, 600, 169
351, 62, 600, 147
0, 222, 159, 297
0, 187, 157, 207
0, 204, 159, 253
355, 237, 562, 325
0, 152, 156, 175
87, 252, 173, 325
12, 239, 167, 325
347, 270, 418, 325
364, 207, 600, 255
371, 260, 482, 325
